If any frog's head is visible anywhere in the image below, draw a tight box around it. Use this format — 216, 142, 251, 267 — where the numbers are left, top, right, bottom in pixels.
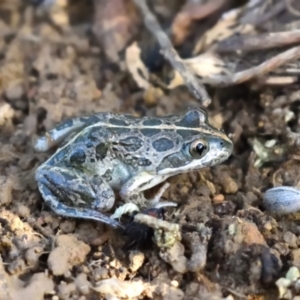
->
157, 108, 233, 175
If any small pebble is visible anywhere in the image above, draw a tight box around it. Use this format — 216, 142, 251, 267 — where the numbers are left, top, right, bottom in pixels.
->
57, 282, 76, 299
109, 260, 117, 268
179, 185, 189, 195
15, 204, 30, 218
213, 194, 224, 204
286, 266, 300, 282
64, 270, 72, 278
263, 221, 273, 231
25, 246, 43, 267
5, 83, 24, 101
60, 220, 76, 233
220, 176, 238, 194
264, 186, 300, 214
171, 280, 179, 287
283, 231, 298, 248
94, 267, 109, 281
129, 251, 145, 272
276, 277, 292, 299
75, 273, 90, 295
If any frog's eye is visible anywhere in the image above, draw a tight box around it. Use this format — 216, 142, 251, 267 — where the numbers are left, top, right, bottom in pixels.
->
189, 139, 209, 158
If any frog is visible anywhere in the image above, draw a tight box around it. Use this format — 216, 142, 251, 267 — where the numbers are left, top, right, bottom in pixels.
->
34, 108, 233, 229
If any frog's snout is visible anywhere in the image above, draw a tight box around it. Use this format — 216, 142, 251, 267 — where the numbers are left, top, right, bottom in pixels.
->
212, 136, 233, 158
220, 138, 233, 155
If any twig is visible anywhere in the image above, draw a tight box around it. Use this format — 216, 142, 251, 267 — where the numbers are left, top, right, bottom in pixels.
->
133, 0, 211, 106
263, 76, 298, 85
285, 0, 300, 17
207, 46, 300, 87
240, 1, 285, 26
134, 213, 179, 233
214, 30, 300, 53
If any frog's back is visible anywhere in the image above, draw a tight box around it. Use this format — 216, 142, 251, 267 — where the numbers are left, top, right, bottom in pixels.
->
89, 108, 223, 171
82, 108, 227, 167
45, 109, 201, 170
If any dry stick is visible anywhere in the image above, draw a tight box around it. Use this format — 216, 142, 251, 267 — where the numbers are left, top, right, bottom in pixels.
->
133, 0, 211, 107
215, 30, 300, 53
264, 76, 298, 85
207, 46, 300, 87
240, 1, 285, 26
285, 0, 300, 17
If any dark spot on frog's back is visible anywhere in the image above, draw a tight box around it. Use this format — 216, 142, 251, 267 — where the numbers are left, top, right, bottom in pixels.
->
138, 158, 152, 167
175, 110, 205, 128
95, 143, 108, 160
142, 119, 162, 126
109, 118, 129, 126
152, 138, 174, 152
140, 128, 160, 137
138, 157, 152, 166
70, 149, 86, 164
119, 137, 143, 152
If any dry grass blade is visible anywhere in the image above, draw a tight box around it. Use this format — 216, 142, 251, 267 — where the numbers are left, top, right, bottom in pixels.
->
133, 0, 211, 106
206, 46, 300, 87
214, 30, 300, 53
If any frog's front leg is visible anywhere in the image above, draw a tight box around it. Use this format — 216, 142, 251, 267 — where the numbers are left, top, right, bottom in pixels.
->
119, 171, 174, 208
35, 165, 123, 229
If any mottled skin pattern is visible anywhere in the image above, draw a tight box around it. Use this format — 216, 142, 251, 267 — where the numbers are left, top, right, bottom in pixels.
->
34, 108, 233, 228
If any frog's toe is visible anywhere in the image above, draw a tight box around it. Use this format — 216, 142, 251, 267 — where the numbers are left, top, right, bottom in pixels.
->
147, 182, 177, 209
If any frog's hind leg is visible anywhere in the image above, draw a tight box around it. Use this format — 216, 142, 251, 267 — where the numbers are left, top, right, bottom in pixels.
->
34, 114, 104, 152
35, 166, 123, 229
42, 189, 123, 229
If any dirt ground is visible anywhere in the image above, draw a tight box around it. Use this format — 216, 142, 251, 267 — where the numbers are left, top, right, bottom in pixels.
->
1, 1, 300, 299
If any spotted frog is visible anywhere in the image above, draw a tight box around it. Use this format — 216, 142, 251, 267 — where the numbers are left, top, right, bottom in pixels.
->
34, 108, 233, 228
